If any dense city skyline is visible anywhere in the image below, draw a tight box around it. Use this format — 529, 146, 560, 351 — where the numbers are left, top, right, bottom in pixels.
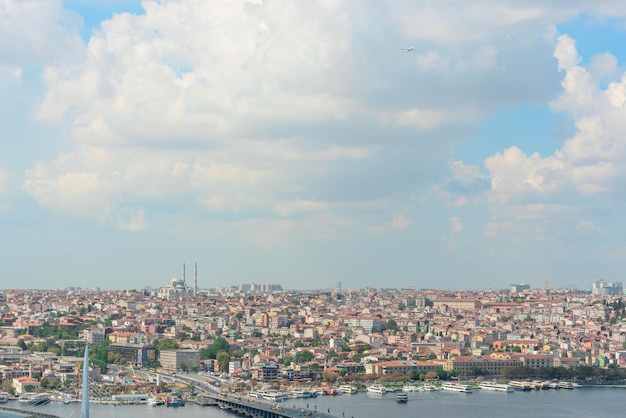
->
2, 1, 626, 290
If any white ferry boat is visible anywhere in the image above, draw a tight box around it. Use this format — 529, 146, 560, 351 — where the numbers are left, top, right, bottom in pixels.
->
19, 393, 50, 405
18, 393, 36, 403
396, 392, 408, 403
479, 381, 514, 392
420, 384, 439, 392
441, 383, 473, 393
402, 384, 417, 392
0, 392, 8, 403
262, 391, 288, 402
366, 384, 387, 395
558, 381, 574, 389
339, 384, 358, 394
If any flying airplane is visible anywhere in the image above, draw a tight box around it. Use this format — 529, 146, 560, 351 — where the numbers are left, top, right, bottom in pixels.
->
400, 46, 414, 53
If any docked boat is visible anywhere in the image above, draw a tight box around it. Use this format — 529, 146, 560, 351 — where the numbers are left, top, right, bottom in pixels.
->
396, 392, 408, 403
509, 381, 533, 391
441, 383, 473, 393
339, 384, 358, 394
18, 392, 49, 405
366, 384, 387, 395
148, 397, 164, 406
0, 392, 8, 403
402, 384, 417, 392
420, 384, 439, 392
479, 381, 514, 392
262, 391, 288, 403
18, 393, 36, 403
166, 396, 185, 407
558, 381, 574, 389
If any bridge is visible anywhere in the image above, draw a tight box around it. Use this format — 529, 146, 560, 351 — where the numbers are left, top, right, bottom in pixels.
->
203, 392, 339, 418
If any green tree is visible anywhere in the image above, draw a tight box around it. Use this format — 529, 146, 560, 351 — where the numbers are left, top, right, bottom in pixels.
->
158, 339, 179, 351
217, 351, 231, 373
295, 351, 313, 363
17, 339, 27, 350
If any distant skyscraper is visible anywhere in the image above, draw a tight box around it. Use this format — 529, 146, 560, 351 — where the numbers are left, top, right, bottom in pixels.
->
510, 284, 531, 294
592, 279, 623, 295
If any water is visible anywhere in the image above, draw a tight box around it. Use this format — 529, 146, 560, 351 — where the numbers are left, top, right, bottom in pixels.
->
3, 388, 626, 418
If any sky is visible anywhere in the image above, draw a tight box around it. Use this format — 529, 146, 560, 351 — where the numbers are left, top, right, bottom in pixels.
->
3, 0, 626, 291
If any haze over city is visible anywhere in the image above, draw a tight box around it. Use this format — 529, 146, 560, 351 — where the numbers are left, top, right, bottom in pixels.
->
2, 1, 626, 290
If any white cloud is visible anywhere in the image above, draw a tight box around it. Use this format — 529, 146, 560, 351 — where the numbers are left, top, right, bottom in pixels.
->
0, 168, 8, 194
450, 216, 463, 233
117, 207, 149, 232
391, 214, 410, 230
0, 0, 83, 68
554, 34, 580, 71
452, 197, 469, 207
18, 0, 626, 243
482, 33, 626, 215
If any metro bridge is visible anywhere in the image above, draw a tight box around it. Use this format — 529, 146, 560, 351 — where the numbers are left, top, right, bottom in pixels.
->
204, 392, 339, 418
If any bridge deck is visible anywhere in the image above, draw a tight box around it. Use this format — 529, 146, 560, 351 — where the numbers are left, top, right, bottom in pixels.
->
205, 393, 340, 418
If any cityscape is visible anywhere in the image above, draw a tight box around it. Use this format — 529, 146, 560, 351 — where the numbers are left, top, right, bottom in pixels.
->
2, 274, 626, 411
4, 1, 626, 416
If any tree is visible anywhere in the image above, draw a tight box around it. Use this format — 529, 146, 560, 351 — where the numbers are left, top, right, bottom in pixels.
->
217, 351, 231, 373
386, 319, 399, 332
158, 339, 179, 351
17, 339, 27, 350
295, 351, 313, 363
201, 337, 231, 359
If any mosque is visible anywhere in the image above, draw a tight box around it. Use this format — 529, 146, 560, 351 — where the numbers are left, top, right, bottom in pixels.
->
157, 263, 198, 299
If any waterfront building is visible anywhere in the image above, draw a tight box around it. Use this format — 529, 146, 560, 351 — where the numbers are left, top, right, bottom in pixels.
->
250, 364, 279, 381
159, 349, 201, 370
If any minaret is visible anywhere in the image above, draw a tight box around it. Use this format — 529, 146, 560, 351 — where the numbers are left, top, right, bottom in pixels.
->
194, 262, 198, 298
182, 263, 186, 290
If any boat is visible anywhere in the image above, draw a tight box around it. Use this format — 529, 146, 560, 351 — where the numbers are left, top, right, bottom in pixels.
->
18, 392, 49, 405
420, 384, 439, 392
147, 397, 164, 406
366, 384, 387, 395
18, 393, 36, 403
402, 384, 417, 392
262, 391, 288, 403
509, 381, 533, 391
441, 383, 473, 393
396, 392, 408, 403
479, 381, 514, 393
339, 384, 358, 394
558, 381, 574, 389
166, 396, 185, 407
0, 392, 8, 403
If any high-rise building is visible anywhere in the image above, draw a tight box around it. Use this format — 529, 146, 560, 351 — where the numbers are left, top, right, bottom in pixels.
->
510, 284, 531, 294
592, 279, 623, 295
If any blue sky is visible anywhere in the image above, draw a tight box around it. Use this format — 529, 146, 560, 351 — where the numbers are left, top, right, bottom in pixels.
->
2, 1, 626, 291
